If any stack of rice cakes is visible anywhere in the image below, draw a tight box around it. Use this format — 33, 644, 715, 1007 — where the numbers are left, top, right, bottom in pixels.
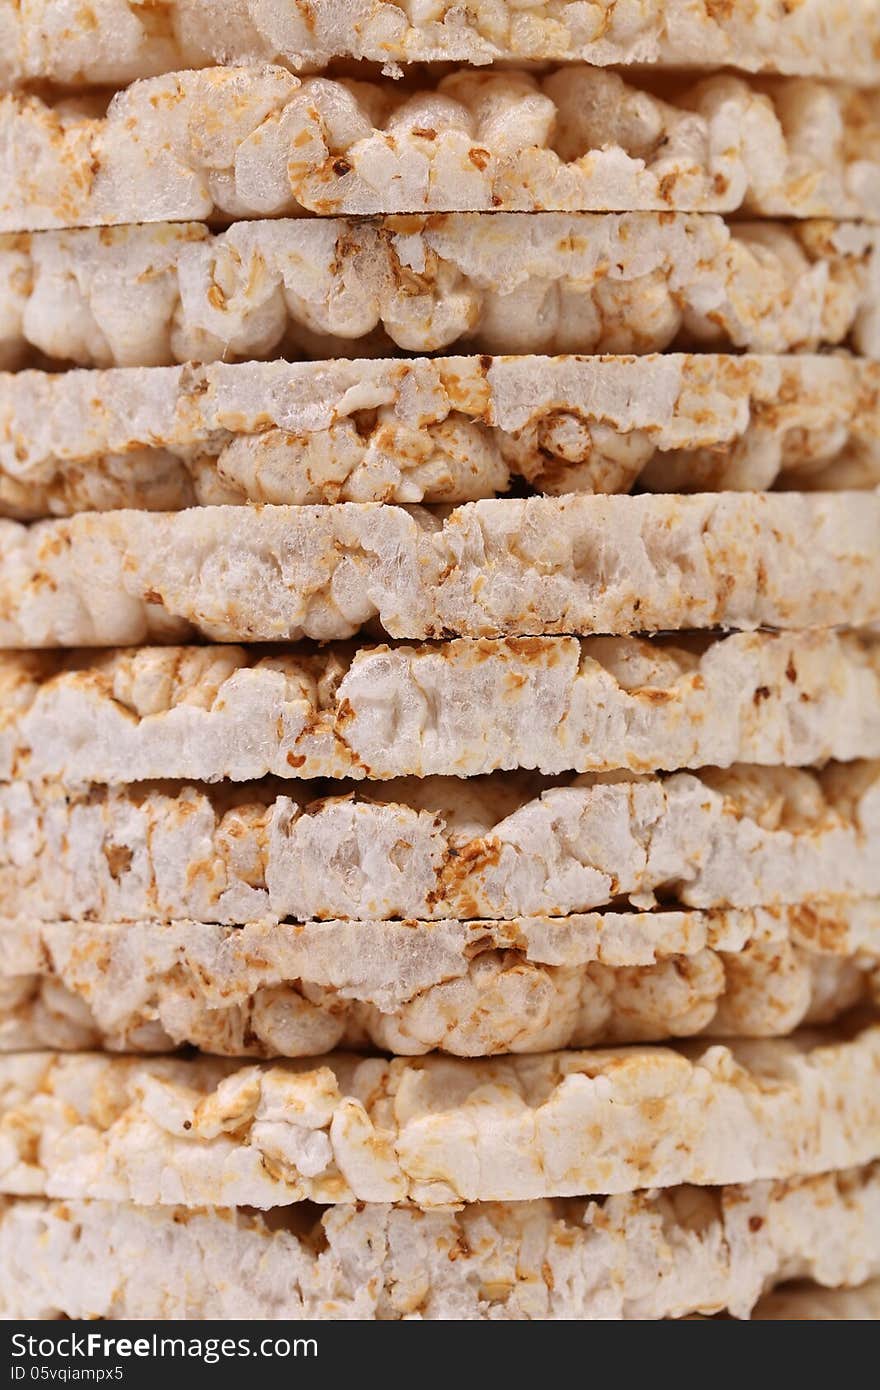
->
1, 0, 880, 1321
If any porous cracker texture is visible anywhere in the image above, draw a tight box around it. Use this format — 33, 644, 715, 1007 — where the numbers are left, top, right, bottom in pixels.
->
4, 0, 880, 86
1, 1022, 879, 1205
2, 908, 875, 1056
2, 1166, 879, 1319
0, 493, 877, 646
3, 66, 879, 231
2, 215, 878, 373
2, 631, 878, 783
2, 764, 879, 922
3, 353, 877, 518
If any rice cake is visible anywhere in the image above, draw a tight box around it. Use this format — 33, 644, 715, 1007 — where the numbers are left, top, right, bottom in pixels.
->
1, 493, 877, 647
3, 215, 878, 373
3, 764, 879, 923
2, 631, 878, 783
3, 67, 879, 232
5, 0, 880, 87
2, 1164, 879, 1319
2, 1022, 879, 1204
2, 909, 876, 1057
3, 354, 877, 518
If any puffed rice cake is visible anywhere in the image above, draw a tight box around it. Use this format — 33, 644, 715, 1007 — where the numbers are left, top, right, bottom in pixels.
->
2, 1025, 880, 1205
2, 631, 879, 782
5, 0, 880, 85
2, 906, 877, 1056
2, 216, 878, 372
2, 0, 879, 1327
3, 354, 877, 518
3, 66, 880, 230
2, 763, 878, 922
3, 1165, 880, 1319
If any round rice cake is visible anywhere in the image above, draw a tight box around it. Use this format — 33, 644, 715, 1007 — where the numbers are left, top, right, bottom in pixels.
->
0, 493, 877, 646
5, 0, 880, 87
3, 764, 879, 922
3, 354, 877, 517
2, 1021, 880, 1204
3, 66, 878, 231
2, 216, 878, 373
3, 908, 877, 1057
2, 1164, 879, 1319
2, 631, 878, 783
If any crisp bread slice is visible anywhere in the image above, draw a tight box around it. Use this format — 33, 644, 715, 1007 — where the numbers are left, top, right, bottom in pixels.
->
3, 1165, 879, 1319
2, 631, 878, 783
3, 764, 879, 923
751, 1279, 880, 1320
4, 0, 879, 87
2, 216, 877, 373
2, 67, 878, 231
2, 1022, 879, 1204
1, 493, 878, 646
3, 909, 876, 1057
3, 354, 876, 517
